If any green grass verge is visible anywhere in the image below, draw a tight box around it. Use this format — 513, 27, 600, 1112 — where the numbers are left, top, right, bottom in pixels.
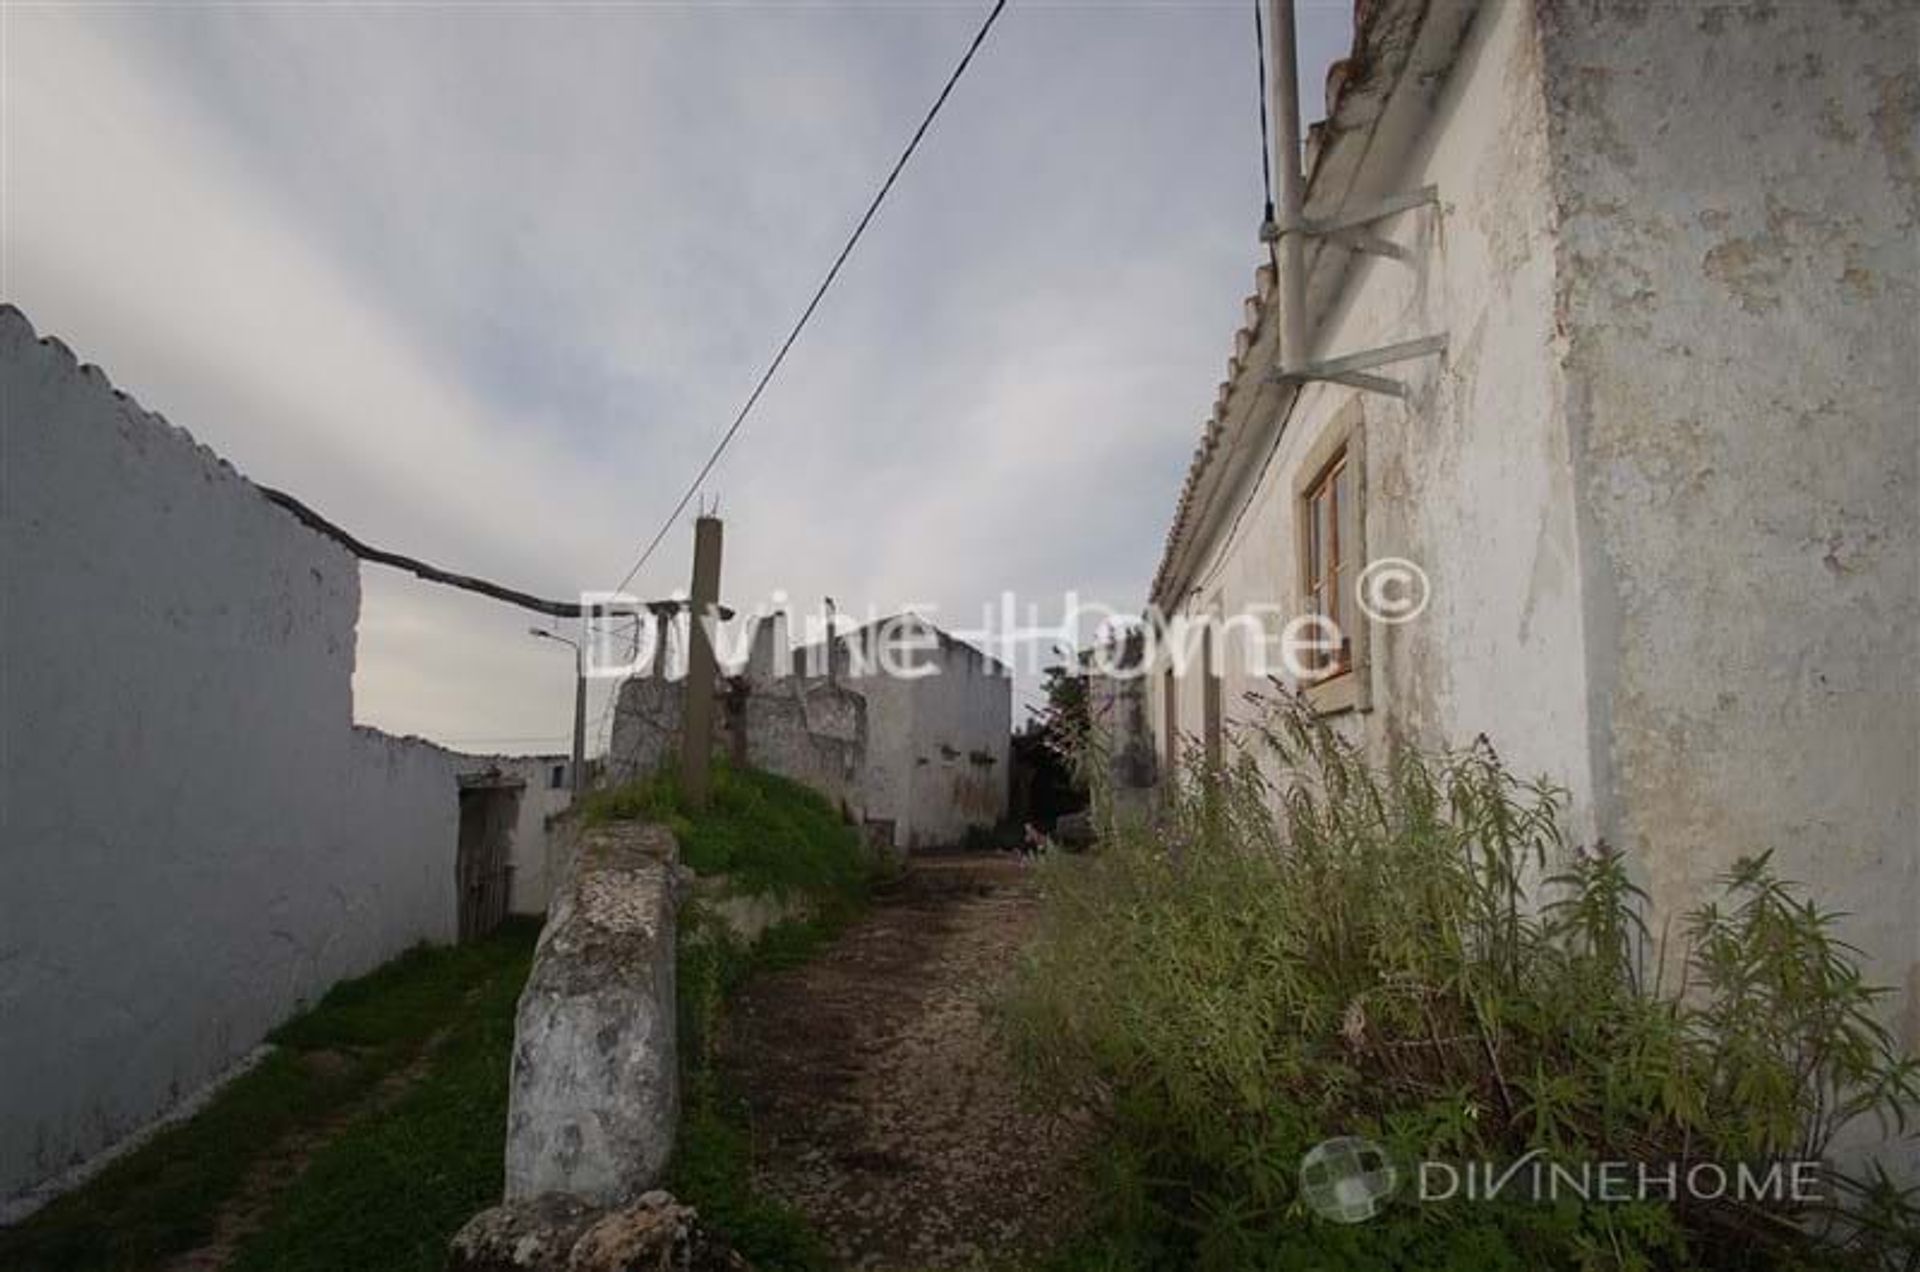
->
581, 759, 872, 898
226, 921, 539, 1272
0, 920, 539, 1272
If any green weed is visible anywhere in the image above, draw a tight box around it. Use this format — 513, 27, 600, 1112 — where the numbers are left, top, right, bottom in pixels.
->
1002, 693, 1920, 1271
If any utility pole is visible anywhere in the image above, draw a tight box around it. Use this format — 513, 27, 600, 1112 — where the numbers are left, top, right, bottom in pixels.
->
571, 657, 587, 799
680, 515, 724, 809
529, 626, 587, 801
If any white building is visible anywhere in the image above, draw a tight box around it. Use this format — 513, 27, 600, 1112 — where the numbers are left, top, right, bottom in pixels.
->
832, 615, 1013, 853
1140, 0, 1915, 1171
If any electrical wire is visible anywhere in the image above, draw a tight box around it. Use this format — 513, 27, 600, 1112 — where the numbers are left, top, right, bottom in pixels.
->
607, 0, 1010, 598
1253, 0, 1275, 227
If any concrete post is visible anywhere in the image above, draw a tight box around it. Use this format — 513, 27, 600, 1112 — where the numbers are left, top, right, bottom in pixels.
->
680, 516, 723, 809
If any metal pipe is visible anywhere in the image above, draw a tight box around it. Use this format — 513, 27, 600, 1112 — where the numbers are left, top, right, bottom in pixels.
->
1267, 0, 1309, 375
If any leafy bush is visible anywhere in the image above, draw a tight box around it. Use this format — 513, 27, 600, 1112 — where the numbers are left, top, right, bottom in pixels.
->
1002, 693, 1919, 1271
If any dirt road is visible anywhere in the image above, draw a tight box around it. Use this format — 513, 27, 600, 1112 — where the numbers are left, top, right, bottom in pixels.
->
718, 854, 1086, 1270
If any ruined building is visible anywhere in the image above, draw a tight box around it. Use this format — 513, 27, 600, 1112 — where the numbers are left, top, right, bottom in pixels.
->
609, 612, 1011, 852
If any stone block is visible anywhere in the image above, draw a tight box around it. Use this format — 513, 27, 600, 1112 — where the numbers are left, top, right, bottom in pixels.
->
448, 1190, 749, 1272
505, 822, 680, 1204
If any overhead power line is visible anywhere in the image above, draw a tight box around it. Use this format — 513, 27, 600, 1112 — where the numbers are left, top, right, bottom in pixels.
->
609, 0, 1011, 597
1253, 0, 1276, 226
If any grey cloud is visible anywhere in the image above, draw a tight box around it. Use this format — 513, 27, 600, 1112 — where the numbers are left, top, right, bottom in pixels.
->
7, 2, 1352, 748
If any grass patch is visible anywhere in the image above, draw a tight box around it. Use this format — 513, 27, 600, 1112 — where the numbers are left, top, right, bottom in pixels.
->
226, 922, 539, 1271
0, 920, 539, 1272
580, 759, 872, 899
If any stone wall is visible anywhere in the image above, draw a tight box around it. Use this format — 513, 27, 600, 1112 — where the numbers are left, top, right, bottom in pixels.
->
607, 616, 1011, 853
605, 655, 867, 820
505, 822, 679, 1205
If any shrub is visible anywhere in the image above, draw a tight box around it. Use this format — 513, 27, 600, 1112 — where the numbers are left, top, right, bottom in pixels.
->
1002, 693, 1920, 1271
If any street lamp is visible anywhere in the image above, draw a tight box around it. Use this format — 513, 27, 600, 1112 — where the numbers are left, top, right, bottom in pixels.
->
530, 626, 586, 801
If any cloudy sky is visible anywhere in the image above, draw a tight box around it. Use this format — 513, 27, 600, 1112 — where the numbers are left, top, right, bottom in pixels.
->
5, 1, 1349, 752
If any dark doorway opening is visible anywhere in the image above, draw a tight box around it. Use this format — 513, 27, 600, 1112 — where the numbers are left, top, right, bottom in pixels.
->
456, 773, 523, 942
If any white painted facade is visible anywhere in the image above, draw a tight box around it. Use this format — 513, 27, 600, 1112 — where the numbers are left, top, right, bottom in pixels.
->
1142, 0, 1917, 1174
0, 307, 570, 1210
484, 753, 576, 917
830, 617, 1013, 852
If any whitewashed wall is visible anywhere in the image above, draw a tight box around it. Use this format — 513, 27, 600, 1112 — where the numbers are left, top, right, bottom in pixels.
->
1151, 0, 1591, 821
1535, 1, 1918, 1167
486, 754, 573, 916
0, 306, 552, 1210
848, 621, 1011, 851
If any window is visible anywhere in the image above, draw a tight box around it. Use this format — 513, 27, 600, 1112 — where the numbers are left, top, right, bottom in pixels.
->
1291, 397, 1370, 717
1301, 446, 1356, 680
549, 763, 567, 790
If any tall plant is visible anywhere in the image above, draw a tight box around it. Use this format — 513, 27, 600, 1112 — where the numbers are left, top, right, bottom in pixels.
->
1002, 691, 1919, 1270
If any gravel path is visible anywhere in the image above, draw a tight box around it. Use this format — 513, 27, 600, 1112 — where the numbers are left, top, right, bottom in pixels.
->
718, 854, 1086, 1270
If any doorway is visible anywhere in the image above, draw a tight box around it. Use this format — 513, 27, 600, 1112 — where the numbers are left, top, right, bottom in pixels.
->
456, 773, 523, 942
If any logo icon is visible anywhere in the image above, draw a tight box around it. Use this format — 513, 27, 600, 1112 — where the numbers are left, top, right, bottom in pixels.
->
1299, 1136, 1399, 1223
1356, 557, 1431, 625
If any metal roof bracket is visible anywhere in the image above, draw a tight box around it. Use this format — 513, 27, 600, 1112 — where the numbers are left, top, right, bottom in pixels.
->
1268, 333, 1448, 400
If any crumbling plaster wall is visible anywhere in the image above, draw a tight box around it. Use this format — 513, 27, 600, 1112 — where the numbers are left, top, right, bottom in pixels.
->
473, 753, 573, 916
1534, 0, 1920, 1074
1145, 0, 1918, 1178
612, 619, 1010, 852
1150, 0, 1596, 840
844, 624, 1011, 851
0, 307, 517, 1209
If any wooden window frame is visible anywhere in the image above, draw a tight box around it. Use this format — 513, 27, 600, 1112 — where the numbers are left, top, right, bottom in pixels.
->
1293, 399, 1372, 717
